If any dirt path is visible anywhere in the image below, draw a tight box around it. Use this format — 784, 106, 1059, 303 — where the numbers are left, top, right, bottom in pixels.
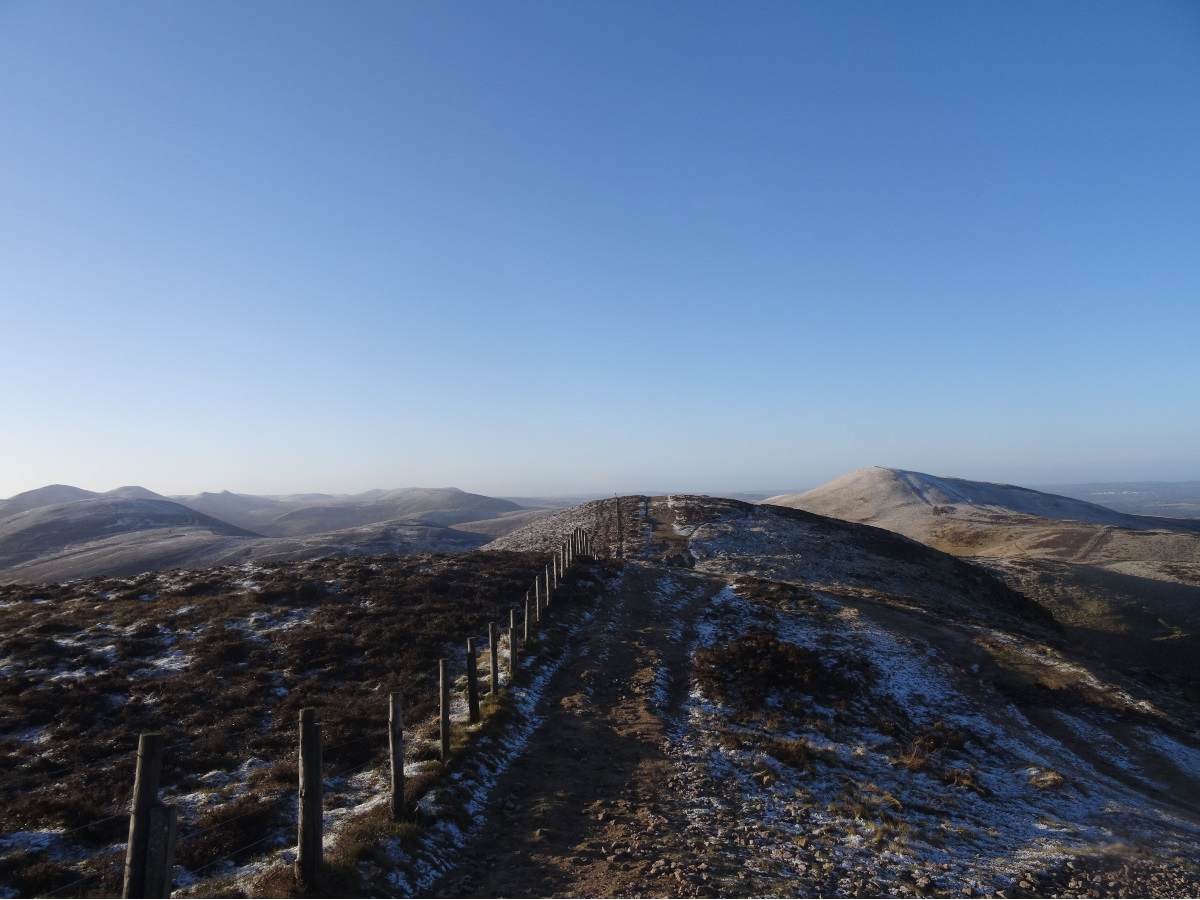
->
424, 563, 727, 899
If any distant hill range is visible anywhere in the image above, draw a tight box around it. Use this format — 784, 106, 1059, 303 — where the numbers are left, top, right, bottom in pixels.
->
175, 487, 524, 536
0, 484, 553, 583
1035, 480, 1200, 518
766, 467, 1200, 682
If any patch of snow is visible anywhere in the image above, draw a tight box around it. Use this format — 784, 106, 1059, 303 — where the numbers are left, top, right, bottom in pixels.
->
130, 648, 190, 678
1136, 728, 1200, 779
669, 578, 1200, 895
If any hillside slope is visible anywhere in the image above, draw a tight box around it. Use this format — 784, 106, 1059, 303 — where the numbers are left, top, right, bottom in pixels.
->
0, 497, 259, 572
0, 519, 488, 583
0, 484, 99, 518
766, 468, 1200, 686
0, 486, 531, 582
175, 487, 523, 537
1, 497, 1197, 898
765, 467, 1200, 536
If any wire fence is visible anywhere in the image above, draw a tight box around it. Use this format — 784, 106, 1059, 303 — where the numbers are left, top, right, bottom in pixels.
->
23, 527, 599, 899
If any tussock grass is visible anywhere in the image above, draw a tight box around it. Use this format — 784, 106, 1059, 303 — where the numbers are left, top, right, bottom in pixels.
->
731, 576, 819, 613
692, 629, 874, 727
1028, 767, 1066, 790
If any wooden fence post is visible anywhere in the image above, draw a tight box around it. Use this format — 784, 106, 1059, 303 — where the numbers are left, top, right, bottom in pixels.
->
524, 593, 531, 640
545, 565, 553, 604
536, 576, 543, 621
616, 497, 624, 559
439, 659, 451, 760
389, 693, 404, 820
122, 732, 164, 899
466, 637, 480, 724
295, 708, 322, 890
489, 623, 499, 696
509, 609, 519, 675
143, 804, 177, 899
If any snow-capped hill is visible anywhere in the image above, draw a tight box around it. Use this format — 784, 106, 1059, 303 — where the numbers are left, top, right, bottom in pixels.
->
766, 467, 1151, 530
766, 468, 1200, 689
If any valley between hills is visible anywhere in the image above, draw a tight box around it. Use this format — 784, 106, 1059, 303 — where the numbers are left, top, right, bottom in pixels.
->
1, 475, 1198, 898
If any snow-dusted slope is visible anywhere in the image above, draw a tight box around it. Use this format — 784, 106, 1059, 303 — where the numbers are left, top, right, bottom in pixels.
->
0, 497, 260, 571
766, 469, 1200, 684
0, 485, 531, 581
767, 467, 1155, 531
176, 487, 523, 537
0, 484, 99, 518
765, 467, 1200, 560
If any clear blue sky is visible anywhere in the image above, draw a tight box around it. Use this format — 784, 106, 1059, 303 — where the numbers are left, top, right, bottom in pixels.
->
2, 1, 1198, 498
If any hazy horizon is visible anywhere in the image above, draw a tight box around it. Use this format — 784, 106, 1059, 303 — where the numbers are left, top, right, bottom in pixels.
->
6, 471, 1200, 509
3, 2, 1196, 501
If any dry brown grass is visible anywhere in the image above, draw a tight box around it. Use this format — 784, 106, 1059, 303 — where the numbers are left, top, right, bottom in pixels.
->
1028, 767, 1066, 790
692, 629, 874, 727
0, 550, 607, 897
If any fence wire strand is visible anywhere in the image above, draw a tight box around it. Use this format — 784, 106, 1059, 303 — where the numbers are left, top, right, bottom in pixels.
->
191, 826, 293, 875
180, 791, 296, 840
39, 847, 124, 899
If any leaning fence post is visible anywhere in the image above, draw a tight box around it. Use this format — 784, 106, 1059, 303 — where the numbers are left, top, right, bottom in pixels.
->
122, 732, 164, 899
439, 659, 451, 760
143, 805, 177, 899
295, 708, 322, 890
466, 637, 481, 724
389, 693, 404, 820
